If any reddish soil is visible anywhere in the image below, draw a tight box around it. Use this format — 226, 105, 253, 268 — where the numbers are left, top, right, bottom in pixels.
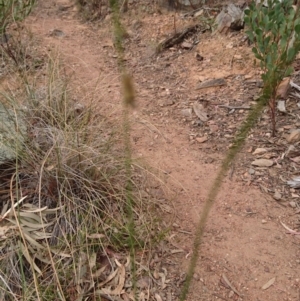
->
25, 1, 300, 300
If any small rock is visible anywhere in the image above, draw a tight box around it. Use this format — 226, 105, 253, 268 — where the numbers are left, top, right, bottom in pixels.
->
181, 41, 193, 49
291, 193, 299, 198
181, 108, 193, 117
248, 168, 255, 175
159, 99, 174, 106
277, 100, 286, 113
198, 75, 207, 82
253, 147, 267, 155
196, 136, 208, 143
73, 103, 86, 118
287, 129, 300, 143
273, 191, 282, 201
289, 201, 297, 208
234, 54, 242, 60
261, 219, 267, 224
215, 3, 244, 33
49, 29, 65, 37
195, 53, 204, 61
264, 266, 270, 273
251, 159, 273, 167
205, 157, 214, 164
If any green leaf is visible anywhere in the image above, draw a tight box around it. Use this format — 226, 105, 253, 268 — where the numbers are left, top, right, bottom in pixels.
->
263, 15, 269, 27
279, 36, 287, 50
284, 66, 294, 77
252, 47, 258, 55
264, 36, 271, 48
295, 24, 300, 35
247, 31, 255, 42
287, 47, 296, 63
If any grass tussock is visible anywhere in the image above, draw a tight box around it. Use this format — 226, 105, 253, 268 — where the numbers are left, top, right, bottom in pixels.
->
75, 0, 109, 21
0, 54, 164, 300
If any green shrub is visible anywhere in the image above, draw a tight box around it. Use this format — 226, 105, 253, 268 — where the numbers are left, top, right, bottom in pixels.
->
244, 0, 300, 135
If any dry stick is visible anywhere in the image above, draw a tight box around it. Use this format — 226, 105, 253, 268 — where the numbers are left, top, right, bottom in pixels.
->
173, 14, 177, 34
179, 97, 266, 301
218, 105, 251, 110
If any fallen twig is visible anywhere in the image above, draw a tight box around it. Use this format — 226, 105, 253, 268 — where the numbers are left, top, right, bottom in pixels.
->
218, 105, 251, 110
181, 6, 221, 18
156, 24, 208, 53
290, 91, 300, 98
212, 293, 229, 301
280, 221, 300, 236
290, 80, 300, 92
221, 274, 241, 297
230, 51, 236, 68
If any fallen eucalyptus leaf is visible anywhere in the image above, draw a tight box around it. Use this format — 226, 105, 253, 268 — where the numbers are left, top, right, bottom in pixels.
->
155, 293, 163, 301
262, 277, 275, 290
287, 129, 300, 143
193, 102, 209, 122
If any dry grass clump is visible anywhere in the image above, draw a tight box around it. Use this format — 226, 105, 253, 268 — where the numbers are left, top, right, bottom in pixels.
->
0, 56, 162, 300
75, 0, 110, 20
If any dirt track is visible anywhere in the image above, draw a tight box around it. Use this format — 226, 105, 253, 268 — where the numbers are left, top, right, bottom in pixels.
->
27, 1, 300, 300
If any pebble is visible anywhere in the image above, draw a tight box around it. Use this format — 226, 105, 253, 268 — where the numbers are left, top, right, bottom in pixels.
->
196, 136, 208, 143
181, 108, 193, 117
273, 191, 282, 201
253, 147, 267, 155
289, 201, 297, 208
261, 219, 267, 224
251, 159, 273, 167
248, 168, 255, 175
159, 98, 174, 106
181, 41, 193, 49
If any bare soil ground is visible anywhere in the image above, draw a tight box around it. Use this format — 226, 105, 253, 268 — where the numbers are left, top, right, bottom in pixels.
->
23, 0, 300, 300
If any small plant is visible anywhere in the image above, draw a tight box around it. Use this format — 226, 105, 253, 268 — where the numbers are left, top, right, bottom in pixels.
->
0, 55, 163, 300
0, 0, 36, 65
244, 0, 300, 136
0, 0, 35, 34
